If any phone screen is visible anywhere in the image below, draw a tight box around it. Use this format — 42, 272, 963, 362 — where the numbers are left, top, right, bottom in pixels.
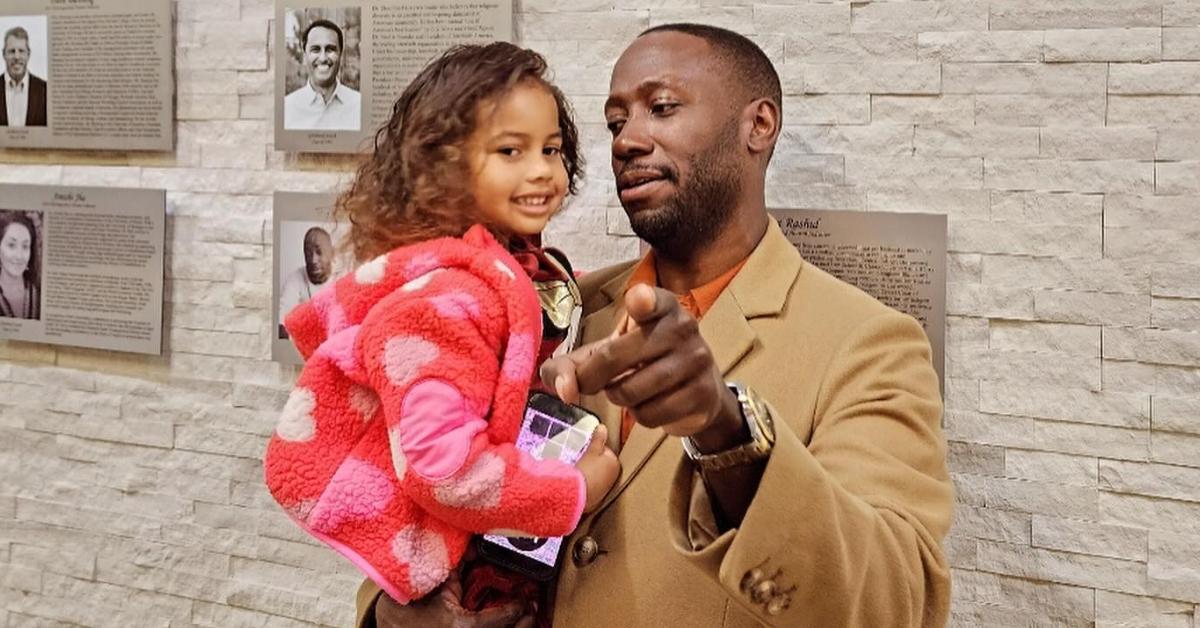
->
480, 395, 599, 569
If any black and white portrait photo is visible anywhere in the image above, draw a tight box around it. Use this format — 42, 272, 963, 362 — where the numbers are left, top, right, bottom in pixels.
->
0, 209, 42, 320
277, 220, 344, 339
0, 16, 48, 128
282, 8, 362, 131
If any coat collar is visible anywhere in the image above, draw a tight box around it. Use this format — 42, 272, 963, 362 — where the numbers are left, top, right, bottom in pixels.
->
595, 219, 801, 321
581, 219, 803, 509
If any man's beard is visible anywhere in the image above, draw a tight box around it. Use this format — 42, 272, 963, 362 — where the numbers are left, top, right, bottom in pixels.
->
626, 122, 742, 261
307, 263, 329, 284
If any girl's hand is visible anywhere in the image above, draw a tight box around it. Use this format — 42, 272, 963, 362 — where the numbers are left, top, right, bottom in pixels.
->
576, 424, 620, 513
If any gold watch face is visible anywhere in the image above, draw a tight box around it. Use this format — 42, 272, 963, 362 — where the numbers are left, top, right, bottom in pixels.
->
682, 385, 777, 472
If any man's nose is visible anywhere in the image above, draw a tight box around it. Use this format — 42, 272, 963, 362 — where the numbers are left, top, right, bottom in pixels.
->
612, 117, 652, 161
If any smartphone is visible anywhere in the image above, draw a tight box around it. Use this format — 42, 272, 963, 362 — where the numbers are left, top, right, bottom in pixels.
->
476, 392, 600, 581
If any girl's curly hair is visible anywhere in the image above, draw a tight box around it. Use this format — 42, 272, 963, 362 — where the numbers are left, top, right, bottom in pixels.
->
337, 42, 583, 262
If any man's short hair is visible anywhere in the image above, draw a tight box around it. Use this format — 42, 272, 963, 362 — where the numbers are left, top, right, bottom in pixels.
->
302, 19, 343, 52
3, 26, 30, 48
639, 23, 781, 117
304, 226, 331, 250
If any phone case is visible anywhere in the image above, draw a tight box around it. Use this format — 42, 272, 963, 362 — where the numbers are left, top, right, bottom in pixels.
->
477, 393, 600, 579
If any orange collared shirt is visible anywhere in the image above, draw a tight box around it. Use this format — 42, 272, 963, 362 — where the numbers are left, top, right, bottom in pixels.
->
619, 252, 749, 444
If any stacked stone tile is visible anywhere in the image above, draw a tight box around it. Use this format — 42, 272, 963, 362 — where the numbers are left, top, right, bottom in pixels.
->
2, 0, 1199, 626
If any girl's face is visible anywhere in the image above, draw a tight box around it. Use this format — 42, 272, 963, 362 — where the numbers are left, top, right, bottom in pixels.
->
466, 82, 569, 237
0, 222, 31, 279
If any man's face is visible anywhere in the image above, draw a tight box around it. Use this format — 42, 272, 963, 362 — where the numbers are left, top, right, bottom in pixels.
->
304, 26, 341, 89
604, 31, 744, 257
304, 231, 334, 284
3, 36, 29, 82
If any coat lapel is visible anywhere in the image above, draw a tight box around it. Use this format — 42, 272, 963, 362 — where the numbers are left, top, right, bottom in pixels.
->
699, 290, 755, 376
578, 297, 624, 453
701, 218, 805, 376
578, 265, 673, 511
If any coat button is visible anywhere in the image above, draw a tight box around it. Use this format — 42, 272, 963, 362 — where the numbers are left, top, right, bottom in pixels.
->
751, 579, 777, 604
572, 536, 600, 567
740, 568, 765, 595
766, 594, 790, 616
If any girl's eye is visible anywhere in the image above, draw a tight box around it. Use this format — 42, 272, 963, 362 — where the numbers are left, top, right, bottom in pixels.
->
498, 147, 519, 156
543, 146, 561, 156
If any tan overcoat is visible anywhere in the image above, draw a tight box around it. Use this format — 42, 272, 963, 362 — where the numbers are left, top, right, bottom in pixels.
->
357, 220, 953, 627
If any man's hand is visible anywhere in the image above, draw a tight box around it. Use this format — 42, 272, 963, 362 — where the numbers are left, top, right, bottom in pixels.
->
374, 568, 533, 628
541, 284, 744, 449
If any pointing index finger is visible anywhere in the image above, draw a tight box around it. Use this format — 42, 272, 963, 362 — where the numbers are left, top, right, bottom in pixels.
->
624, 284, 678, 327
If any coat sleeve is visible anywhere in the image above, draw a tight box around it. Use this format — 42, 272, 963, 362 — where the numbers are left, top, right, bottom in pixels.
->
355, 578, 381, 628
666, 311, 953, 627
358, 269, 587, 538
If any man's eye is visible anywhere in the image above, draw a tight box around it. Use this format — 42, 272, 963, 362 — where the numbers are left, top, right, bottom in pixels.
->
651, 102, 678, 115
606, 120, 624, 135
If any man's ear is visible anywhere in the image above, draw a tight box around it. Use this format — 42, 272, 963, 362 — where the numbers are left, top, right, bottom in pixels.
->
744, 98, 781, 156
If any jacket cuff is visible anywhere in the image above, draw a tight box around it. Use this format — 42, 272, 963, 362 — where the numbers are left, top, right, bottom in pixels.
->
667, 417, 810, 625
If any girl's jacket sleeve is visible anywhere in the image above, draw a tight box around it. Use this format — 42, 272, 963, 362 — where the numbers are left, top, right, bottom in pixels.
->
355, 266, 587, 538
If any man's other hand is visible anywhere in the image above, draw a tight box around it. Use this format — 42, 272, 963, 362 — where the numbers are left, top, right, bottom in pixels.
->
374, 567, 533, 628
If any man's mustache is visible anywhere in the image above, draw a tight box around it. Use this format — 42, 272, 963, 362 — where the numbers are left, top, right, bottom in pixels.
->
616, 162, 678, 185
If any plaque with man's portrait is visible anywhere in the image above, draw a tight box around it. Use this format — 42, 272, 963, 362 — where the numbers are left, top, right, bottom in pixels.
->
0, 0, 173, 150
273, 0, 512, 153
272, 192, 352, 364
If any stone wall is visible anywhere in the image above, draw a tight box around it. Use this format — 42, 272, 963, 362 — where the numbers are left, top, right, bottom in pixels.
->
2, 0, 1199, 626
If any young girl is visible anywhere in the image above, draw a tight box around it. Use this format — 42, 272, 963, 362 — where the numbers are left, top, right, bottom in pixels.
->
263, 42, 619, 611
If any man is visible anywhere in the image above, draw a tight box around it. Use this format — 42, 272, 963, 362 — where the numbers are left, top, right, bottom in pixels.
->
278, 226, 334, 338
283, 19, 361, 131
1, 27, 47, 127
359, 23, 952, 628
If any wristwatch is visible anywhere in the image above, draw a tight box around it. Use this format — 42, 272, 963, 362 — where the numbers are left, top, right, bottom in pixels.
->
681, 383, 776, 472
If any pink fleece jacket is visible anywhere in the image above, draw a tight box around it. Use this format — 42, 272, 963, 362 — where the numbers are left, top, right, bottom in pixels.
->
263, 225, 587, 604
